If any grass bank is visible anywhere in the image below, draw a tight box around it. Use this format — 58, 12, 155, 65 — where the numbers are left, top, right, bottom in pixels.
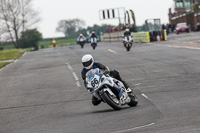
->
0, 62, 10, 69
0, 49, 27, 60
0, 49, 28, 69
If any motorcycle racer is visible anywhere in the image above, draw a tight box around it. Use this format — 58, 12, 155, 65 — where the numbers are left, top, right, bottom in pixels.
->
77, 34, 86, 48
122, 28, 133, 42
77, 34, 86, 43
81, 54, 131, 106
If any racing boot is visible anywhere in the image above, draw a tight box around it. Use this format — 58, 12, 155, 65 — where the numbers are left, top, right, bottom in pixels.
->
121, 80, 132, 93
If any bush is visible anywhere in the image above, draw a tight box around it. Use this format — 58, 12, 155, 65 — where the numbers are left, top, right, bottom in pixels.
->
19, 29, 43, 50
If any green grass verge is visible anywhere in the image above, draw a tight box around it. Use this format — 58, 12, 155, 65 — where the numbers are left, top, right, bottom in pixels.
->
39, 38, 77, 48
0, 62, 11, 69
0, 38, 77, 50
0, 49, 27, 60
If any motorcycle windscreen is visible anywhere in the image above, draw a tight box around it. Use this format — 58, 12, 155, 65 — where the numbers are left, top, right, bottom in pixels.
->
86, 68, 103, 81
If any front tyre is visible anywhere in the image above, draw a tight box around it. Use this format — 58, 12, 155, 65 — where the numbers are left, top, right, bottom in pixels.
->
128, 92, 138, 107
91, 43, 96, 50
126, 46, 131, 51
101, 92, 122, 110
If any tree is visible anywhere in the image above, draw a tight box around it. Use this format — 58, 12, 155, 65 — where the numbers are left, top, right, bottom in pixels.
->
56, 19, 85, 38
19, 29, 42, 50
0, 0, 40, 48
86, 24, 115, 36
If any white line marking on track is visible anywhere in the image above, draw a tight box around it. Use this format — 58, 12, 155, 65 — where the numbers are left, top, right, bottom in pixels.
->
66, 61, 81, 88
108, 49, 117, 53
22, 52, 27, 57
14, 59, 18, 63
110, 123, 155, 133
134, 83, 142, 86
141, 93, 151, 101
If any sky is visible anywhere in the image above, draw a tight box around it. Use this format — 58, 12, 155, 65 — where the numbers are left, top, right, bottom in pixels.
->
33, 0, 174, 38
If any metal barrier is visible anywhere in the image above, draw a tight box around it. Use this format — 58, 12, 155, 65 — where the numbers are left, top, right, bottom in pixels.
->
103, 31, 124, 42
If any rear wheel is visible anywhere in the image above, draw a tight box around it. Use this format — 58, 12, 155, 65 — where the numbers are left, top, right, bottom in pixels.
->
101, 92, 122, 110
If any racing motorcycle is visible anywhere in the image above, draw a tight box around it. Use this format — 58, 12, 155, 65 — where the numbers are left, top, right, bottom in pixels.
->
86, 68, 138, 110
90, 37, 97, 50
78, 37, 85, 48
79, 41, 85, 48
123, 35, 133, 51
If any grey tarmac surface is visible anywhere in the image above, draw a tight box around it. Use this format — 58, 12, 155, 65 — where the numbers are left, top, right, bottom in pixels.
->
0, 32, 200, 133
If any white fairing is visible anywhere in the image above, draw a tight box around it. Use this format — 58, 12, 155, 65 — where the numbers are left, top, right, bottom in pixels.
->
124, 35, 132, 42
86, 69, 115, 90
79, 38, 84, 42
90, 38, 97, 43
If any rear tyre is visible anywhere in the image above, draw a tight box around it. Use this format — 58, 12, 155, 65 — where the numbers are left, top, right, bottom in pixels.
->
101, 92, 122, 110
128, 92, 138, 107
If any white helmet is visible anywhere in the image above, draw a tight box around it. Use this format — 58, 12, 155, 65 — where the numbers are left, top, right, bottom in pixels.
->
81, 54, 94, 69
80, 34, 83, 36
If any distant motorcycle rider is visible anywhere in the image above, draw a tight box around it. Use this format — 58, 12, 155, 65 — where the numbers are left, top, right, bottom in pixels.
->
122, 28, 133, 45
52, 39, 57, 48
90, 31, 97, 38
81, 54, 131, 106
77, 34, 86, 42
77, 34, 86, 48
90, 31, 98, 45
122, 28, 132, 38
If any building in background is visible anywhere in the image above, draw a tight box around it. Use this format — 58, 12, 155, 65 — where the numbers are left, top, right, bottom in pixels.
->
169, 0, 200, 31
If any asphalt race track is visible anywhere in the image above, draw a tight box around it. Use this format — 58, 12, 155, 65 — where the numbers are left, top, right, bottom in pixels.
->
0, 33, 200, 133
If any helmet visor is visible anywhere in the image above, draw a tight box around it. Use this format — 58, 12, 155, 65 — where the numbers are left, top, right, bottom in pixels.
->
82, 59, 93, 67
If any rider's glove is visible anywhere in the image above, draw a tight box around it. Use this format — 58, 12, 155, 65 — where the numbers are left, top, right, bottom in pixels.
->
103, 70, 110, 75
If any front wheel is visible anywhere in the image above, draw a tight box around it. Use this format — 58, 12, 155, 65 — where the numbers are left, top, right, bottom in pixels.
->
91, 43, 96, 50
126, 46, 131, 51
101, 92, 122, 110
